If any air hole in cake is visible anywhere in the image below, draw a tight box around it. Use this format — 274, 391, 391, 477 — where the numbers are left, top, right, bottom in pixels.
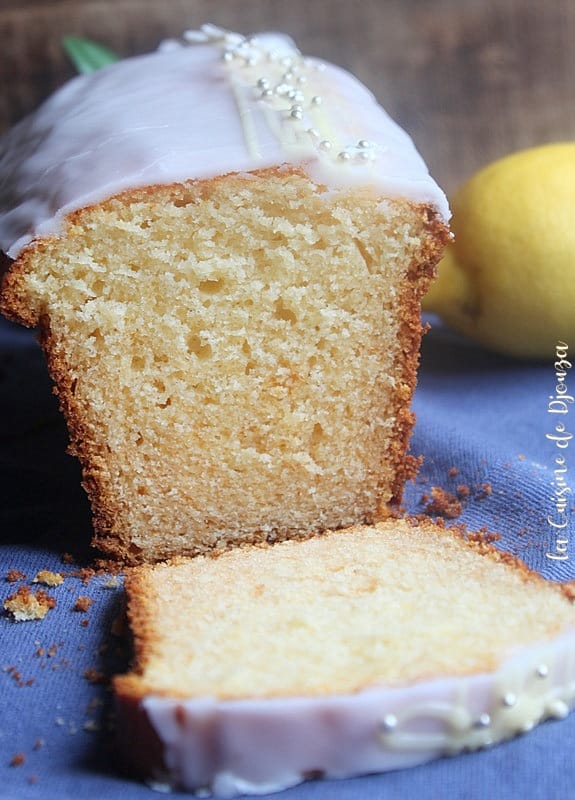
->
271, 231, 289, 247
157, 398, 172, 409
273, 298, 297, 325
186, 334, 212, 360
311, 422, 325, 445
353, 238, 375, 274
252, 248, 270, 272
173, 197, 194, 209
88, 327, 103, 342
198, 278, 224, 294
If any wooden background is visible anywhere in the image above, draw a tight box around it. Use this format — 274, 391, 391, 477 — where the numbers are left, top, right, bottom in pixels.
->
0, 0, 574, 196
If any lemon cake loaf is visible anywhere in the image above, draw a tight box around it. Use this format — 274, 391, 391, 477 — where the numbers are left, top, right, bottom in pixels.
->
114, 518, 575, 796
0, 26, 450, 563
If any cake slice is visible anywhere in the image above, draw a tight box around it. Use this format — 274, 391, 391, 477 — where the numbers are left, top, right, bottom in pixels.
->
0, 26, 449, 563
114, 518, 575, 796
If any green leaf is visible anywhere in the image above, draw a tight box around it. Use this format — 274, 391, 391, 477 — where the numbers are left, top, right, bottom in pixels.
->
62, 36, 120, 74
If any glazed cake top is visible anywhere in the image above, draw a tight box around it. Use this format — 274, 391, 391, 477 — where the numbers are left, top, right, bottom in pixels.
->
0, 25, 450, 259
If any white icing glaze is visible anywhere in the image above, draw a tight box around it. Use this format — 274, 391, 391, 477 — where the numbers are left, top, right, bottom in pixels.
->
0, 25, 449, 260
139, 629, 575, 797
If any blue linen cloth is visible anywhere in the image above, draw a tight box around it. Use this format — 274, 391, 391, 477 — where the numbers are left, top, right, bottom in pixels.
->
1, 314, 574, 800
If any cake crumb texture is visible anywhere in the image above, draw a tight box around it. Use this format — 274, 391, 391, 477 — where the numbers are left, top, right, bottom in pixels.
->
115, 518, 575, 701
1, 169, 448, 563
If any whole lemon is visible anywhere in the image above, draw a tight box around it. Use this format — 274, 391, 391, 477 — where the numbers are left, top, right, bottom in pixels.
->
423, 143, 575, 359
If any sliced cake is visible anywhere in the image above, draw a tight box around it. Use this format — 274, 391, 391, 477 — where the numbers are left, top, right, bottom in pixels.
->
114, 518, 575, 796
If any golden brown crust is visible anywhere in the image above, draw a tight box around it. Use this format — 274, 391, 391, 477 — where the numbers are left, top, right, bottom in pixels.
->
384, 207, 451, 509
36, 319, 135, 560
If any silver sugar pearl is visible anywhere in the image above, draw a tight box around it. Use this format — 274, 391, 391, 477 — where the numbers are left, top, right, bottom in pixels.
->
290, 107, 303, 120
381, 713, 398, 733
547, 699, 569, 720
502, 692, 517, 708
260, 89, 274, 99
338, 151, 352, 161
297, 75, 307, 84
357, 139, 372, 149
307, 127, 320, 138
474, 713, 491, 728
536, 664, 549, 679
319, 140, 332, 151
311, 95, 323, 106
257, 78, 270, 89
358, 150, 372, 161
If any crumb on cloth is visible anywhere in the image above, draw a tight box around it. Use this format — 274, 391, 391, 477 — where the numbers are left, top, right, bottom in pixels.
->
5, 569, 26, 583
423, 486, 463, 519
33, 570, 64, 587
83, 667, 106, 684
4, 586, 56, 621
73, 596, 93, 613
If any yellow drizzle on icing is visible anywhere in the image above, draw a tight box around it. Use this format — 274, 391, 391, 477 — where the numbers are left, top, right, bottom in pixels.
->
182, 25, 378, 169
379, 636, 575, 756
